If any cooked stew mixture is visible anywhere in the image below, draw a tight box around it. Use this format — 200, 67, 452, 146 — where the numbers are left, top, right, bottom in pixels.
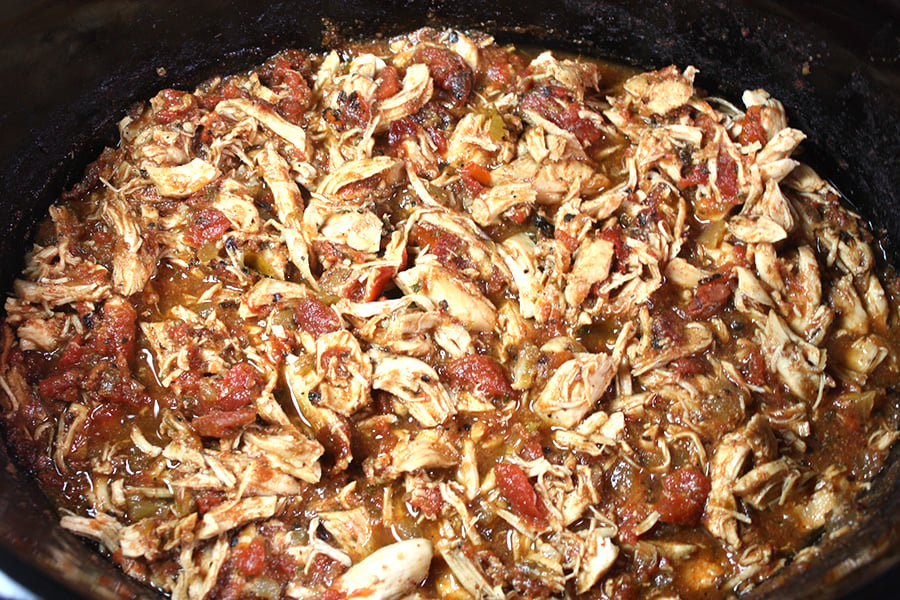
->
2, 28, 900, 600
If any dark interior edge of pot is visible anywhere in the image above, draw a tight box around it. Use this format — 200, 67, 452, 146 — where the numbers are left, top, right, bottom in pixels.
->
0, 450, 163, 600
1, 1, 899, 599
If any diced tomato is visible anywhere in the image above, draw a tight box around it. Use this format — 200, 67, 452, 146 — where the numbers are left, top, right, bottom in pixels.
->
192, 407, 257, 438
740, 347, 767, 387
90, 298, 138, 366
263, 52, 310, 88
651, 308, 684, 345
196, 493, 226, 514
259, 53, 313, 124
154, 89, 197, 124
234, 536, 267, 577
57, 337, 86, 369
375, 65, 403, 100
414, 46, 473, 105
318, 347, 349, 377
679, 162, 710, 189
277, 68, 311, 98
324, 90, 371, 131
320, 587, 348, 600
519, 434, 544, 461
684, 276, 732, 320
506, 204, 531, 224
495, 462, 547, 524
655, 465, 711, 526
294, 297, 341, 338
322, 107, 343, 129
716, 147, 740, 206
600, 223, 629, 265
479, 46, 524, 88
445, 355, 514, 399
12, 349, 48, 386
307, 553, 348, 589
721, 243, 752, 275
520, 85, 605, 146
314, 240, 346, 266
423, 125, 448, 154
38, 370, 80, 402
196, 80, 245, 110
174, 366, 215, 405
184, 207, 231, 247
410, 223, 476, 274
341, 91, 371, 128
460, 161, 492, 187
616, 495, 650, 544
693, 113, 719, 144
337, 175, 381, 201
318, 266, 366, 301
739, 105, 768, 146
88, 367, 150, 406
278, 97, 306, 124
409, 486, 443, 519
554, 229, 578, 253
411, 221, 452, 250
213, 362, 263, 412
272, 551, 298, 580
669, 357, 707, 376
387, 118, 419, 148
363, 266, 395, 302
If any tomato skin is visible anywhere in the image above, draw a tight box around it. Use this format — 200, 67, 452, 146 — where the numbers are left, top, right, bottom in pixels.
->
192, 407, 257, 438
495, 462, 547, 524
410, 222, 477, 275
